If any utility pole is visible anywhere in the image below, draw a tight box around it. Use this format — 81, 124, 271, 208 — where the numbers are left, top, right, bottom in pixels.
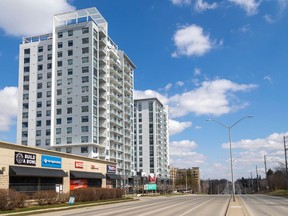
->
284, 136, 288, 189
256, 166, 259, 192
264, 155, 269, 189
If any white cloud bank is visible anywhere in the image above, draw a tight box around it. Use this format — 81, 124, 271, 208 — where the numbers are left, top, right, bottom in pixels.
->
0, 87, 18, 131
229, 0, 260, 15
169, 119, 192, 135
172, 24, 215, 57
0, 0, 75, 36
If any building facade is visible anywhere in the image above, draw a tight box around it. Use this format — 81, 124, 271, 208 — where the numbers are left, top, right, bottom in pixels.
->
133, 98, 169, 180
0, 141, 119, 193
17, 8, 135, 177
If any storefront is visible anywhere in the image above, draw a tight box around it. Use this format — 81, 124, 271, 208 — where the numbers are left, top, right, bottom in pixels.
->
0, 141, 116, 193
106, 165, 121, 188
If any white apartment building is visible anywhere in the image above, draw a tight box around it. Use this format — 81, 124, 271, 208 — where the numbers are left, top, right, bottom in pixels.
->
134, 98, 170, 180
17, 8, 135, 176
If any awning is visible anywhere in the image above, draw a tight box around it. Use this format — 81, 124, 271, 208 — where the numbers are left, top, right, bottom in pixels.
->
9, 166, 68, 178
106, 173, 121, 180
70, 171, 105, 179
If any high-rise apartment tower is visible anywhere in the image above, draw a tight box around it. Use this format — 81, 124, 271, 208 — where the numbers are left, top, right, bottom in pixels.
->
134, 98, 169, 180
17, 8, 135, 176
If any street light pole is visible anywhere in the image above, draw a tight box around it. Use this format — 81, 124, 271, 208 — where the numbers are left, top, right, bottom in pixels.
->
206, 115, 253, 202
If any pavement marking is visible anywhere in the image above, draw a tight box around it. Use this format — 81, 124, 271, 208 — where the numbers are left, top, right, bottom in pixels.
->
231, 206, 242, 208
178, 198, 216, 216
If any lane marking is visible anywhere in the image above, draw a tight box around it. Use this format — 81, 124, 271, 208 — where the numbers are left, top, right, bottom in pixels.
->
178, 198, 216, 216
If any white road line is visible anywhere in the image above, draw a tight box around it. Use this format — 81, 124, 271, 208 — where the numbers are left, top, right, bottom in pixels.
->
178, 198, 216, 216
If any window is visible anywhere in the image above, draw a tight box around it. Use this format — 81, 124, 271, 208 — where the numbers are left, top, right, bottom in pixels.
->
45, 139, 50, 146
81, 116, 89, 122
47, 45, 52, 51
56, 108, 62, 115
67, 59, 73, 65
22, 122, 28, 128
58, 51, 63, 58
82, 96, 89, 102
47, 63, 52, 70
67, 117, 72, 124
46, 128, 50, 135
58, 32, 63, 38
68, 30, 73, 36
47, 81, 51, 88
81, 106, 89, 112
67, 127, 72, 134
68, 49, 73, 56
23, 94, 29, 100
23, 75, 29, 82
66, 147, 72, 153
36, 111, 42, 117
82, 27, 89, 34
67, 78, 73, 85
57, 79, 62, 86
57, 89, 62, 95
22, 131, 28, 138
67, 97, 72, 104
67, 137, 72, 144
37, 101, 42, 108
37, 74, 43, 80
24, 57, 30, 63
22, 112, 28, 118
23, 85, 29, 91
56, 138, 61, 144
36, 130, 41, 136
37, 92, 42, 98
81, 146, 88, 153
46, 110, 51, 116
38, 65, 43, 71
67, 87, 72, 94
82, 57, 89, 63
56, 128, 61, 134
24, 49, 30, 54
57, 61, 62, 67
67, 68, 73, 75
81, 136, 88, 143
57, 70, 62, 76
82, 66, 89, 73
67, 107, 72, 114
58, 42, 63, 48
68, 40, 73, 47
38, 46, 43, 52
37, 83, 42, 89
46, 100, 51, 107
38, 55, 43, 61
82, 86, 89, 93
82, 38, 89, 44
81, 126, 89, 132
57, 99, 62, 105
55, 148, 61, 152
82, 47, 89, 54
36, 140, 41, 146
56, 118, 61, 125
47, 54, 52, 60
82, 76, 89, 83
24, 66, 30, 73
36, 120, 41, 127
46, 91, 51, 97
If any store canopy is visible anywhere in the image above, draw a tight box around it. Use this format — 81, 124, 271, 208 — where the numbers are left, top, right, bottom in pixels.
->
106, 173, 121, 180
9, 166, 68, 178
70, 171, 105, 179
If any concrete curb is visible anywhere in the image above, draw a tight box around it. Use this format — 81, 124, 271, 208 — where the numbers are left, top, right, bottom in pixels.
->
225, 195, 250, 216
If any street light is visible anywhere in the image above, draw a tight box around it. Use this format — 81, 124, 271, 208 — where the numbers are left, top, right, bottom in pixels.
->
206, 115, 253, 202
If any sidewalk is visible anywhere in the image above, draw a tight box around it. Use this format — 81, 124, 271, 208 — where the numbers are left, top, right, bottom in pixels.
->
226, 195, 249, 216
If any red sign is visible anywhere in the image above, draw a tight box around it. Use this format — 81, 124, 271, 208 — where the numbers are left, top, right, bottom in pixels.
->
148, 174, 157, 183
75, 161, 84, 169
70, 179, 87, 190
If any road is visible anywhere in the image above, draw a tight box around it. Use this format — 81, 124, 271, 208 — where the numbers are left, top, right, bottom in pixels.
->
240, 194, 288, 216
36, 195, 230, 216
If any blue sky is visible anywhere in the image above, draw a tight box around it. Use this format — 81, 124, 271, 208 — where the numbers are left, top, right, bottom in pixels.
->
0, 0, 288, 180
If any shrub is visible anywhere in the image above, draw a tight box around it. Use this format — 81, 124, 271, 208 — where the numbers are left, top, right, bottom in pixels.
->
0, 189, 29, 211
57, 193, 70, 203
33, 191, 58, 205
70, 188, 124, 202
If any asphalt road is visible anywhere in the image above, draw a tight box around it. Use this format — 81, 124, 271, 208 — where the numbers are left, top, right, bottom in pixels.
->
240, 194, 288, 216
35, 195, 230, 216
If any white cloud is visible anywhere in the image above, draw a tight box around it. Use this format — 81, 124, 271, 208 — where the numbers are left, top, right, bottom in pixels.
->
134, 89, 169, 105
263, 14, 274, 23
172, 24, 216, 57
170, 139, 205, 168
229, 0, 260, 15
194, 0, 217, 12
0, 0, 75, 36
239, 24, 250, 33
169, 79, 257, 117
171, 0, 192, 6
264, 75, 273, 84
194, 68, 202, 76
176, 81, 184, 87
0, 87, 18, 131
165, 83, 173, 91
169, 119, 192, 135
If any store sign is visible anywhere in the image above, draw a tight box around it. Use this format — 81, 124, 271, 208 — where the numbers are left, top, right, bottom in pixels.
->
144, 184, 157, 190
107, 165, 116, 173
70, 179, 87, 191
75, 161, 83, 169
148, 173, 157, 183
14, 152, 36, 166
41, 155, 62, 168
91, 165, 99, 170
